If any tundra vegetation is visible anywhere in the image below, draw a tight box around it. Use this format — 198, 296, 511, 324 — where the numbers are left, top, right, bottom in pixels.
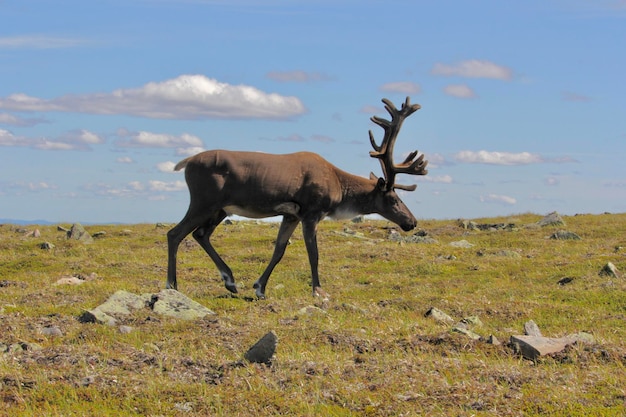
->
0, 212, 625, 416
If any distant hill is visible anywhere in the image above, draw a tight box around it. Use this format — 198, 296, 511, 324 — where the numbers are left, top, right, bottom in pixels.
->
0, 218, 57, 226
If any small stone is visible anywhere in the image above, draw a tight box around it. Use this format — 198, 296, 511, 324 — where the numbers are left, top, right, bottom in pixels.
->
80, 375, 96, 387
452, 325, 481, 340
524, 320, 542, 337
40, 242, 55, 250
55, 276, 85, 285
486, 335, 501, 345
549, 230, 581, 240
425, 307, 455, 324
297, 305, 327, 316
461, 316, 483, 327
449, 239, 474, 248
119, 325, 133, 334
244, 331, 278, 364
92, 231, 106, 238
40, 326, 63, 337
495, 250, 521, 259
557, 277, 575, 286
599, 262, 620, 278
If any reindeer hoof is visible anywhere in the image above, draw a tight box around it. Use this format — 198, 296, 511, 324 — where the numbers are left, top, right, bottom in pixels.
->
225, 282, 238, 294
253, 282, 266, 299
314, 286, 330, 300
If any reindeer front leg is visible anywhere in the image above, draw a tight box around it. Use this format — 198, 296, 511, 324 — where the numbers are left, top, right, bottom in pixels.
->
192, 211, 238, 293
253, 215, 300, 299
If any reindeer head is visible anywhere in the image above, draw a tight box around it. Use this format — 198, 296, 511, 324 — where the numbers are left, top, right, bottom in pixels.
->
368, 97, 428, 230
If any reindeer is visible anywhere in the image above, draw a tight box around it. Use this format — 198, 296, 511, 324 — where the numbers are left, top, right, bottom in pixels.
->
167, 97, 428, 298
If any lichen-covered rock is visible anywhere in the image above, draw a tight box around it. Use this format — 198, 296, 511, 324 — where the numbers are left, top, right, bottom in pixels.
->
537, 211, 565, 227
147, 289, 216, 320
67, 223, 94, 243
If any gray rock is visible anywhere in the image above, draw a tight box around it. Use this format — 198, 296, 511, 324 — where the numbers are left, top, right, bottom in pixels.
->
449, 239, 474, 248
486, 335, 501, 346
67, 223, 93, 243
244, 331, 278, 364
524, 320, 542, 337
425, 307, 455, 324
599, 262, 620, 278
80, 289, 215, 324
297, 305, 327, 316
495, 250, 522, 259
40, 326, 63, 337
40, 242, 55, 250
119, 325, 134, 334
147, 289, 216, 320
537, 211, 565, 227
550, 230, 581, 240
510, 335, 570, 360
452, 325, 482, 340
97, 290, 148, 316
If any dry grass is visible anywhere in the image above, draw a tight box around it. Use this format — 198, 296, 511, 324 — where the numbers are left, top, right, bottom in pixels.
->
1, 213, 625, 416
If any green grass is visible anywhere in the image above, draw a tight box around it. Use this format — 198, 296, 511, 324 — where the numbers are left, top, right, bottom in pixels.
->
1, 213, 625, 416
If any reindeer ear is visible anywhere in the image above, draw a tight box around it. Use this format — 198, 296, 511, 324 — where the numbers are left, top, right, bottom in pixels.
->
376, 177, 387, 191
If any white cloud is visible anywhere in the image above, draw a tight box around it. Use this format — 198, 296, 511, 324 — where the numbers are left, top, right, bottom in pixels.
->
379, 82, 421, 94
454, 150, 543, 165
0, 129, 20, 146
156, 161, 177, 172
148, 180, 187, 192
420, 174, 453, 184
544, 176, 560, 186
0, 35, 87, 49
116, 156, 134, 164
9, 181, 58, 192
266, 70, 331, 83
480, 194, 517, 205
176, 146, 205, 156
443, 84, 476, 98
117, 131, 203, 148
0, 128, 103, 150
0, 112, 47, 127
432, 60, 513, 80
0, 74, 306, 120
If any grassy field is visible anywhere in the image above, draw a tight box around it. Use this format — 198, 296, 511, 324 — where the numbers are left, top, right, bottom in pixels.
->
1, 213, 625, 416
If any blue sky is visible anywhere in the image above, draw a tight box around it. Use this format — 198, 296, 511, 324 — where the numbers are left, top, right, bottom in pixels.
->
1, 0, 624, 224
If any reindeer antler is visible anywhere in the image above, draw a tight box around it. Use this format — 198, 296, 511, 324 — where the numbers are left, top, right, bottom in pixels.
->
369, 97, 428, 191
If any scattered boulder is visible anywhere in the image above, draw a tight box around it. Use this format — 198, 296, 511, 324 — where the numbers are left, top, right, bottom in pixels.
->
495, 250, 522, 259
549, 230, 581, 240
459, 220, 517, 232
537, 211, 565, 227
510, 320, 595, 360
425, 307, 455, 325
40, 326, 63, 337
510, 335, 572, 360
79, 289, 215, 325
557, 277, 575, 286
599, 262, 620, 278
55, 273, 97, 286
148, 289, 216, 320
390, 229, 438, 244
297, 305, 327, 316
524, 320, 542, 337
40, 242, 55, 250
244, 331, 278, 365
67, 223, 93, 243
449, 240, 474, 248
